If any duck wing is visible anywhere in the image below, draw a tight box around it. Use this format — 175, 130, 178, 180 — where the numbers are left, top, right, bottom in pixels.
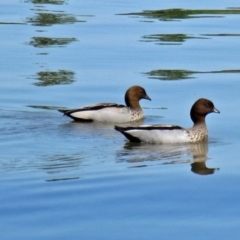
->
115, 124, 184, 143
59, 103, 126, 115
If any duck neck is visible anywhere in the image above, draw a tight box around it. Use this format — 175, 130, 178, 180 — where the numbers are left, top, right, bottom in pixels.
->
193, 117, 206, 127
191, 113, 207, 127
125, 96, 141, 111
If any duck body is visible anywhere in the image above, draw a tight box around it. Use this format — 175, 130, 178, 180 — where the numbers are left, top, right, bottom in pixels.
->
58, 86, 151, 123
115, 98, 220, 144
59, 103, 143, 123
115, 123, 208, 144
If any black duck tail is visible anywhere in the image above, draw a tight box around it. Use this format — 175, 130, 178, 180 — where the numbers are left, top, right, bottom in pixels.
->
58, 109, 68, 114
114, 126, 141, 142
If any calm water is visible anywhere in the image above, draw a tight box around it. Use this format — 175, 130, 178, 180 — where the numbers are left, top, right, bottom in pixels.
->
1, 0, 240, 239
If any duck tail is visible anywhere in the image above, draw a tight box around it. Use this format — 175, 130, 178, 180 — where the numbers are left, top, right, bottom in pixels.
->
114, 125, 125, 132
58, 109, 68, 115
114, 125, 141, 142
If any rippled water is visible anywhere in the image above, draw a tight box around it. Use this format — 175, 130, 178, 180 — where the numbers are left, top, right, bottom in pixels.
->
1, 0, 240, 239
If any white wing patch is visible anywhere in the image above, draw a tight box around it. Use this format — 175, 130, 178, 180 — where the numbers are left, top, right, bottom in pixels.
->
126, 129, 189, 144
71, 107, 133, 123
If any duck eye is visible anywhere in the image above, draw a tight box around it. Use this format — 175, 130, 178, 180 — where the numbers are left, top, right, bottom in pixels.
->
204, 103, 213, 108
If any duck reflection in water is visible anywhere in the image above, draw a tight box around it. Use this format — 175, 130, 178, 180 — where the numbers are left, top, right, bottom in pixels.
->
117, 141, 219, 175
188, 142, 219, 175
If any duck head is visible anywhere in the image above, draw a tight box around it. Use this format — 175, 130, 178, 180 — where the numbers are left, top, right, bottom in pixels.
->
125, 85, 151, 109
190, 98, 220, 125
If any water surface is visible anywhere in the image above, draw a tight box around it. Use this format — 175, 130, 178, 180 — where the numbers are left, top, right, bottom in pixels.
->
1, 0, 240, 239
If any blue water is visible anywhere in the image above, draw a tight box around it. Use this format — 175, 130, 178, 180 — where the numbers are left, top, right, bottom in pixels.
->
1, 0, 240, 239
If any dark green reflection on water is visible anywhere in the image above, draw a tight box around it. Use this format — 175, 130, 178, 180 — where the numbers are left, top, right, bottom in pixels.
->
27, 105, 62, 110
142, 33, 240, 45
27, 13, 85, 26
146, 69, 240, 80
33, 70, 75, 86
201, 33, 240, 37
142, 34, 207, 45
29, 37, 77, 47
25, 0, 67, 4
147, 70, 195, 80
120, 8, 240, 21
0, 22, 25, 25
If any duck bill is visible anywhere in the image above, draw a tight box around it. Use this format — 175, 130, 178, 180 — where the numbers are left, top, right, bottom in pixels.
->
144, 94, 151, 101
213, 107, 220, 113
